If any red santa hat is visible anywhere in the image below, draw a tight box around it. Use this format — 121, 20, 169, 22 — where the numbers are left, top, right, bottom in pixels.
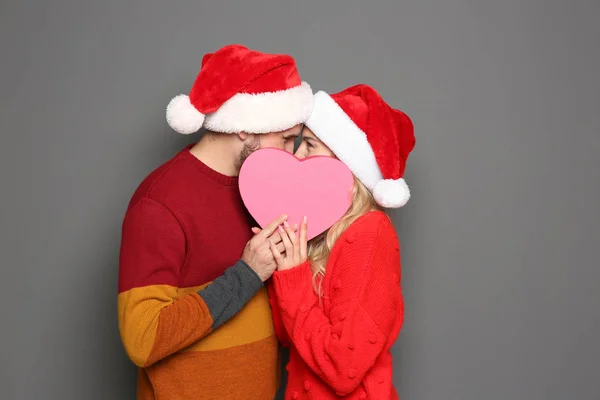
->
305, 84, 416, 208
166, 44, 313, 134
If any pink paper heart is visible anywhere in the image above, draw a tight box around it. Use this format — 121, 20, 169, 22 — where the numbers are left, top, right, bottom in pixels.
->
239, 148, 354, 240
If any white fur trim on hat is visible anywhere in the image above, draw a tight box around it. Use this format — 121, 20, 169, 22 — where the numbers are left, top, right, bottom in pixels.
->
166, 94, 205, 134
203, 82, 313, 134
305, 91, 383, 189
204, 82, 313, 133
373, 178, 410, 208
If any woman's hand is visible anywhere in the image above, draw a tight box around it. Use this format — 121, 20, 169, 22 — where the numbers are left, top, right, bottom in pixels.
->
270, 216, 308, 271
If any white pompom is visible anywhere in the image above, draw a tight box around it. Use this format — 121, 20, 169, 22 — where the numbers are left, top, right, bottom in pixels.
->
373, 178, 410, 208
166, 94, 205, 134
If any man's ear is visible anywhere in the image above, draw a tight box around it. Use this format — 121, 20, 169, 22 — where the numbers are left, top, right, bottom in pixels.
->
237, 132, 249, 141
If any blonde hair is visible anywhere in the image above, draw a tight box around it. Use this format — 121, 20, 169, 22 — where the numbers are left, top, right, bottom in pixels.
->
307, 177, 382, 295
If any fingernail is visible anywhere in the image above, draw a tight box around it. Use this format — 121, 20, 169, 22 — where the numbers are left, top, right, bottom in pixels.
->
293, 224, 298, 230
303, 216, 307, 223
278, 226, 284, 232
283, 221, 289, 228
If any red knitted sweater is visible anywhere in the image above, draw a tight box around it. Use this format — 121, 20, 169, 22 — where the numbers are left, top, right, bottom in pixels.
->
269, 211, 404, 399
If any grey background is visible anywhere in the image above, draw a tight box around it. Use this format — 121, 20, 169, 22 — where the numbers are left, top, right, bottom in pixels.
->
1, 0, 599, 399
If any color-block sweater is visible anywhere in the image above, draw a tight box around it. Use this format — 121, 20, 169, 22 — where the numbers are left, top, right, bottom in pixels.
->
268, 211, 404, 399
118, 146, 278, 400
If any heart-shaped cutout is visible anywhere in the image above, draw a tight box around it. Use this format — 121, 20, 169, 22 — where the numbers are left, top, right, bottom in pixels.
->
239, 148, 354, 240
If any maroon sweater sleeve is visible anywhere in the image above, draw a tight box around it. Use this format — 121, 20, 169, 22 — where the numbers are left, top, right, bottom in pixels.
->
272, 213, 404, 396
118, 197, 262, 367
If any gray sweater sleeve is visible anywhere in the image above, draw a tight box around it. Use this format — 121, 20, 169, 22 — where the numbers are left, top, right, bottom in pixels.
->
197, 260, 263, 330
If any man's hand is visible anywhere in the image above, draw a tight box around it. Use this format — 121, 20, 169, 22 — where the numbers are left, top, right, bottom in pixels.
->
251, 223, 298, 254
241, 214, 289, 282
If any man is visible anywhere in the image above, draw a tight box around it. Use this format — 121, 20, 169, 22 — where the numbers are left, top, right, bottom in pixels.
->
118, 44, 313, 400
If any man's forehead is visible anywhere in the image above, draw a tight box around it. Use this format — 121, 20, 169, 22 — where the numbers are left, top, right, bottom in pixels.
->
282, 124, 304, 137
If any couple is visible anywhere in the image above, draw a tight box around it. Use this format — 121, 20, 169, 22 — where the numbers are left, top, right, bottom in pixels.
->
117, 44, 415, 400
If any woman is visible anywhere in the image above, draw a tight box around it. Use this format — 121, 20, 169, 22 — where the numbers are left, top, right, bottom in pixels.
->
266, 84, 416, 399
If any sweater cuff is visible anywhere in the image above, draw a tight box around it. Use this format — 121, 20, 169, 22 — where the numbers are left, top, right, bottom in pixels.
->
272, 261, 314, 311
273, 261, 312, 288
237, 259, 264, 288
198, 260, 263, 329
